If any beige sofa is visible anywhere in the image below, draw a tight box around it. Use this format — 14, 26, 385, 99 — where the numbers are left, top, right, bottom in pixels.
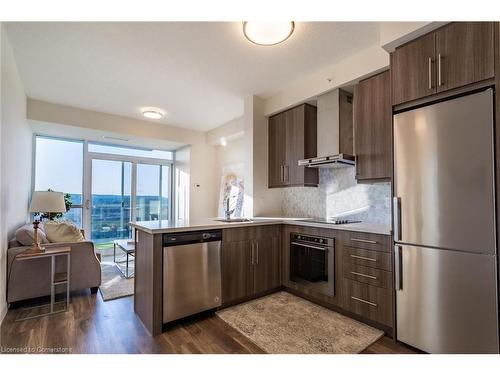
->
7, 236, 102, 304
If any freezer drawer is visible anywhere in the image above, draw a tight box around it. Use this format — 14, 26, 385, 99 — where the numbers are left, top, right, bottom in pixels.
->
163, 240, 222, 323
396, 245, 499, 353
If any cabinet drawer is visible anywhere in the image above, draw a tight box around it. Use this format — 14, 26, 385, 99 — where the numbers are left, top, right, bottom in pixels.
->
343, 279, 393, 327
343, 263, 392, 289
223, 225, 281, 242
344, 246, 392, 271
343, 232, 391, 252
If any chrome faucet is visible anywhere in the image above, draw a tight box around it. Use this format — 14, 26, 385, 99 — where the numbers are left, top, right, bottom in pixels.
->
225, 197, 235, 221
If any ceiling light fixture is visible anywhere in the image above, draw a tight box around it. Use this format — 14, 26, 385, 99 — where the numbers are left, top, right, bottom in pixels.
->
243, 21, 295, 46
220, 137, 227, 147
142, 109, 164, 120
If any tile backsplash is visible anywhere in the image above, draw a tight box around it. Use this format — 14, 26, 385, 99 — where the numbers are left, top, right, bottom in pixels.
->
281, 167, 391, 225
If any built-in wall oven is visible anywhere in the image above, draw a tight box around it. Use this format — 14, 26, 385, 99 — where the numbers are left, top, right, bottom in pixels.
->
290, 233, 335, 297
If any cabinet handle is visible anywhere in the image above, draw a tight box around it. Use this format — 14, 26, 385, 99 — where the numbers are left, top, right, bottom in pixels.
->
256, 242, 259, 265
393, 196, 401, 242
280, 165, 284, 183
428, 57, 432, 90
351, 296, 378, 307
284, 165, 289, 183
395, 245, 403, 291
350, 271, 377, 280
351, 238, 378, 245
350, 254, 377, 262
438, 53, 442, 87
251, 242, 255, 265
291, 242, 328, 251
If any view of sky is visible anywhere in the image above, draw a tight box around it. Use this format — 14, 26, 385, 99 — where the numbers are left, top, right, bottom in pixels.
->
35, 138, 83, 195
35, 137, 170, 198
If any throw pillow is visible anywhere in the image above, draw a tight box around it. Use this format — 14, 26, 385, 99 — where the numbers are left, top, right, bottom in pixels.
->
44, 221, 85, 243
15, 223, 49, 246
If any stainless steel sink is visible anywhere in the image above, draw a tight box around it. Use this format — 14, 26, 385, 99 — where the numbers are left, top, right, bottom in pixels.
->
214, 218, 253, 223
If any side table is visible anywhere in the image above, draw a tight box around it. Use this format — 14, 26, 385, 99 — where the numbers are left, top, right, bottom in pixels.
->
15, 246, 71, 321
113, 239, 135, 278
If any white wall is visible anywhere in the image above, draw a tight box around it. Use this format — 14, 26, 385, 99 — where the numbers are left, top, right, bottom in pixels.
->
244, 95, 282, 217
210, 99, 283, 218
206, 116, 244, 146
174, 146, 190, 221
0, 24, 31, 324
263, 45, 389, 116
27, 99, 217, 220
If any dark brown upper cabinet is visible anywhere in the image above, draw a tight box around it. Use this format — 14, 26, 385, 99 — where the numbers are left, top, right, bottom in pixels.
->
435, 22, 495, 93
391, 32, 436, 105
354, 70, 392, 181
268, 112, 287, 188
268, 104, 318, 188
391, 22, 495, 106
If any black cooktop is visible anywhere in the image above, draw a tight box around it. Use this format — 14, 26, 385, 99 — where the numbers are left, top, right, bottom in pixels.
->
303, 218, 362, 225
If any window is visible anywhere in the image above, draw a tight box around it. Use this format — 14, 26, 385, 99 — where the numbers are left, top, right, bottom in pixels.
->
34, 137, 84, 225
34, 136, 176, 242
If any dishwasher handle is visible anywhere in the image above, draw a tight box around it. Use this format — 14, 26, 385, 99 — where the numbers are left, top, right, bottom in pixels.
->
163, 230, 222, 246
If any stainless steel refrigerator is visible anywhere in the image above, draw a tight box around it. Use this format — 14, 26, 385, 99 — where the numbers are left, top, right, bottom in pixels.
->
393, 89, 499, 354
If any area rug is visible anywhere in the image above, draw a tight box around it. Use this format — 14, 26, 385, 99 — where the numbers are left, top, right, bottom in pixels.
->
99, 262, 134, 301
216, 291, 384, 354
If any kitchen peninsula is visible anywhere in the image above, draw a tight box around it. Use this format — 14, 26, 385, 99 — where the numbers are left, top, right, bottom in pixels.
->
131, 218, 392, 336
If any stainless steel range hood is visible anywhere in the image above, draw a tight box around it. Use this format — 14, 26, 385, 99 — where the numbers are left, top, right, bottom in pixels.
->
298, 154, 355, 168
298, 89, 355, 169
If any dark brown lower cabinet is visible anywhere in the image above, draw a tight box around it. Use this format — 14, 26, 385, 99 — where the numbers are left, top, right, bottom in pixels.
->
221, 226, 281, 305
253, 236, 281, 294
221, 240, 253, 303
343, 262, 392, 289
341, 232, 394, 329
342, 279, 393, 327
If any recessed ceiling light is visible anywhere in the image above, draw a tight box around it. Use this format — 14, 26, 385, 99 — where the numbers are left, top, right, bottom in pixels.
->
243, 21, 295, 46
142, 109, 164, 120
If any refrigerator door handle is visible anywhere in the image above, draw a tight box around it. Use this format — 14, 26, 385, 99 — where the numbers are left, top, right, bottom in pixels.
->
394, 245, 403, 290
393, 196, 401, 241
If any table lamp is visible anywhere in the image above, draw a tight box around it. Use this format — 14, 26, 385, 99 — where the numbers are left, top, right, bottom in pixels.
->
29, 191, 67, 252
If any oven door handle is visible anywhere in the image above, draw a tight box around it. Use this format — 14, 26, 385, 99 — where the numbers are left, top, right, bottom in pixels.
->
291, 242, 329, 251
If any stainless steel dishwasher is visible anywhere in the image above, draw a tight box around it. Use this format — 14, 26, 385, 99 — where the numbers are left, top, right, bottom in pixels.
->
162, 230, 222, 323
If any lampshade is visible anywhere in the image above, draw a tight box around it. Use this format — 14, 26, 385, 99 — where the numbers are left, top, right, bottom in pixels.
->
29, 191, 67, 213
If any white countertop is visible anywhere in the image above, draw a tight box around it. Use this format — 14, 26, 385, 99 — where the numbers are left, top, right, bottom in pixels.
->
130, 217, 391, 236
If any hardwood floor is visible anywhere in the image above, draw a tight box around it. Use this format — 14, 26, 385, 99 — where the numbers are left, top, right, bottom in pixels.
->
0, 290, 419, 354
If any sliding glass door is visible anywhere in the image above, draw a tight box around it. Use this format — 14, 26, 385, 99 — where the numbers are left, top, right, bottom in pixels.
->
90, 159, 132, 248
135, 164, 170, 222
88, 158, 171, 247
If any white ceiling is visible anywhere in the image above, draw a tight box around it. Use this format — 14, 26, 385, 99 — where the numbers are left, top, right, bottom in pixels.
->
6, 22, 380, 132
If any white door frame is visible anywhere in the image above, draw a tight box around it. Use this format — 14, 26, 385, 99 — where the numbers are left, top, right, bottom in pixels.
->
83, 146, 174, 239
